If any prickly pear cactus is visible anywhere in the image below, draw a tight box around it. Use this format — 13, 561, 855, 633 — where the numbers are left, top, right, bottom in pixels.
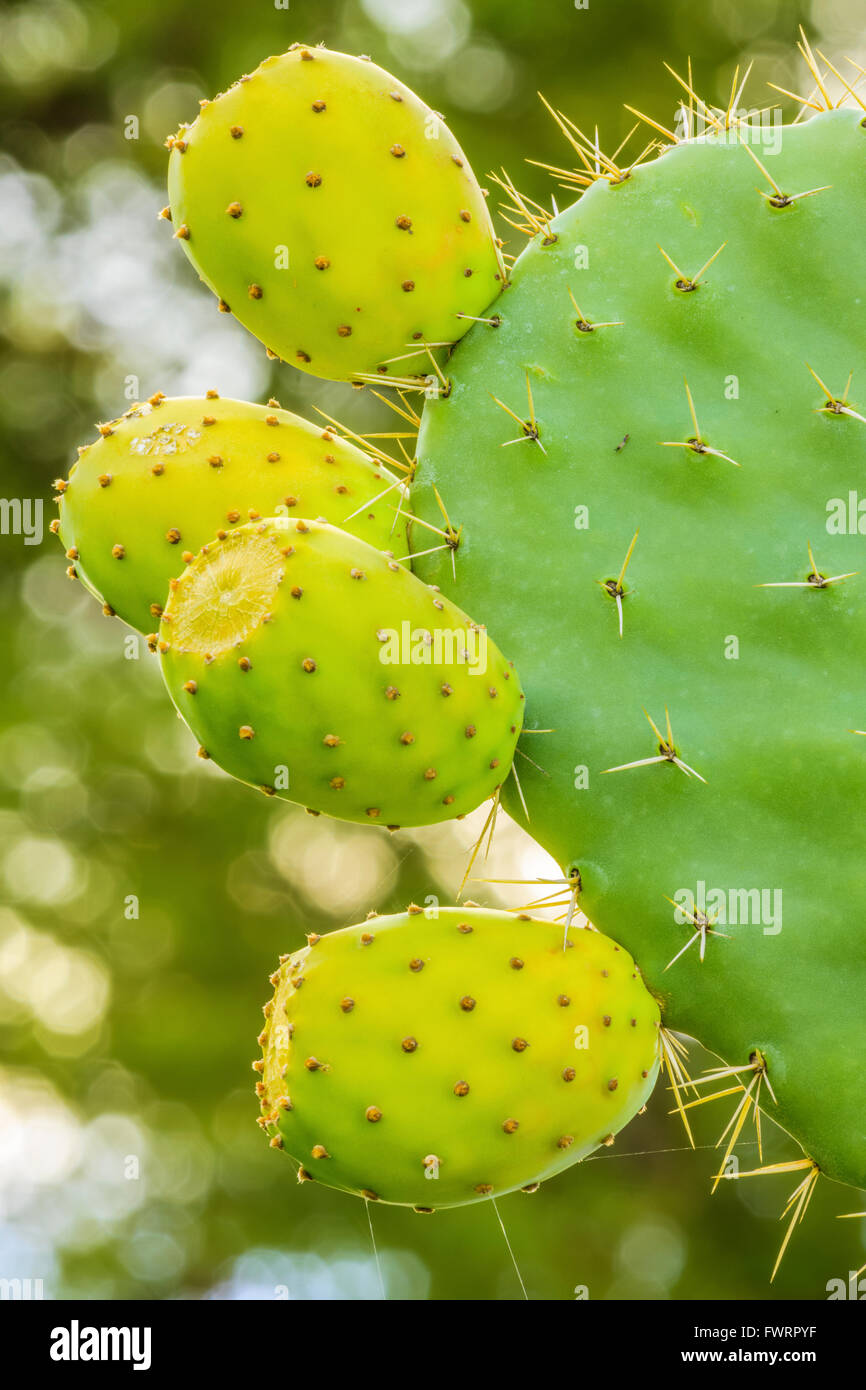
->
414, 105, 866, 1197
256, 907, 660, 1207
159, 518, 524, 825
53, 35, 866, 1280
57, 394, 406, 633
166, 44, 504, 382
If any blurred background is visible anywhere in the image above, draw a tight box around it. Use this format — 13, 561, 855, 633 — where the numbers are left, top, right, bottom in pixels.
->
1, 0, 864, 1301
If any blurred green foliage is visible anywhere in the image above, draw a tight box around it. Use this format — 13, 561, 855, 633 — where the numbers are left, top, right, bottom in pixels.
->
0, 0, 864, 1299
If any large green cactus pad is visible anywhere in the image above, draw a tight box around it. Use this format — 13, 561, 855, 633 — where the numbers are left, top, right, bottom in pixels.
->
257, 907, 660, 1207
166, 45, 503, 382
415, 109, 866, 1190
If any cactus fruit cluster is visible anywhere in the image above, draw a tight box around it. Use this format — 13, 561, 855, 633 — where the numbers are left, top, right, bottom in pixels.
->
56, 35, 866, 1276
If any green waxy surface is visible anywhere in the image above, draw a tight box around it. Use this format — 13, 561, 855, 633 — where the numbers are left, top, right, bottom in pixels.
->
167, 45, 503, 382
57, 395, 406, 633
259, 907, 660, 1207
415, 111, 866, 1188
160, 518, 523, 827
